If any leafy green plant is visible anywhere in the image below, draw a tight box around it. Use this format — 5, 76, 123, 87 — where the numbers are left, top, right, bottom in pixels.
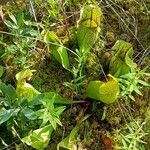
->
22, 124, 53, 150
77, 4, 102, 56
57, 125, 79, 150
0, 82, 66, 149
0, 69, 73, 149
0, 83, 20, 124
118, 68, 150, 100
69, 4, 103, 88
35, 95, 66, 130
44, 31, 70, 70
1, 12, 41, 68
108, 40, 149, 100
15, 69, 40, 100
44, 4, 103, 93
20, 92, 67, 149
22, 94, 65, 150
0, 1, 149, 150
57, 115, 90, 150
0, 66, 86, 149
0, 65, 4, 78
86, 74, 120, 104
113, 119, 148, 150
109, 40, 137, 77
31, 92, 85, 105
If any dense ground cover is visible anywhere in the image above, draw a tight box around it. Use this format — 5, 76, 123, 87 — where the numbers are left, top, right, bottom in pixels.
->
0, 0, 150, 150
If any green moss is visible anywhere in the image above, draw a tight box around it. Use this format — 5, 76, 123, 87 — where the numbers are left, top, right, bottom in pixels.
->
31, 59, 75, 98
85, 52, 102, 80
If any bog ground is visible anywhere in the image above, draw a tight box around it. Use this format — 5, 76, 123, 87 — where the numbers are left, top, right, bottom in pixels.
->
0, 0, 150, 150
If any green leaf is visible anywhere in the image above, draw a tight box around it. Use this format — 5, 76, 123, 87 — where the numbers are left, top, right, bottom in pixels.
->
4, 20, 18, 29
6, 44, 17, 54
86, 74, 120, 104
137, 80, 150, 87
0, 83, 17, 105
9, 13, 17, 25
15, 69, 40, 100
55, 106, 66, 116
109, 40, 137, 77
30, 92, 85, 105
0, 108, 20, 124
48, 115, 57, 130
56, 46, 70, 69
57, 115, 89, 150
36, 105, 65, 130
57, 125, 79, 150
33, 92, 65, 130
77, 26, 99, 54
16, 12, 24, 27
22, 125, 53, 150
22, 108, 37, 120
44, 31, 70, 70
0, 65, 4, 78
134, 87, 142, 96
128, 95, 135, 101
15, 69, 34, 82
0, 109, 14, 124
77, 4, 102, 55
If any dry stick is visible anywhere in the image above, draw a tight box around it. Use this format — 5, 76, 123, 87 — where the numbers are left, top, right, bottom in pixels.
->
124, 98, 134, 120
100, 63, 108, 81
29, 0, 41, 53
117, 98, 138, 124
0, 139, 20, 150
117, 101, 128, 124
11, 126, 29, 149
0, 6, 4, 20
138, 46, 150, 64
29, 0, 40, 34
119, 97, 142, 125
106, 0, 137, 27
